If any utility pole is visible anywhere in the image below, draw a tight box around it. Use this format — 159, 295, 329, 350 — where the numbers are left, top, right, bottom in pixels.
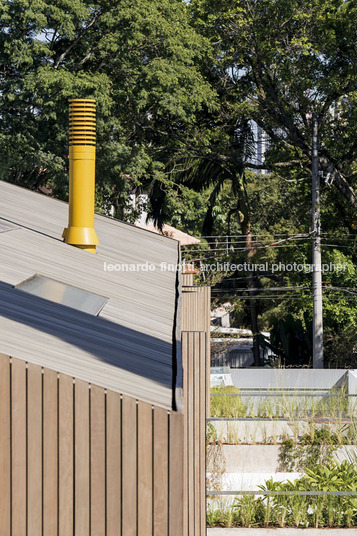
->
312, 113, 324, 368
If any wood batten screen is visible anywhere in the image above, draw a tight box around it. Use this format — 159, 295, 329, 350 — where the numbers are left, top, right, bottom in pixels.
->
181, 277, 211, 536
182, 283, 211, 415
182, 332, 207, 536
0, 353, 184, 536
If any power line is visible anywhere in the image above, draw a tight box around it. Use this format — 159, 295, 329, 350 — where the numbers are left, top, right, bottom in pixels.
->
212, 287, 302, 293
182, 233, 357, 240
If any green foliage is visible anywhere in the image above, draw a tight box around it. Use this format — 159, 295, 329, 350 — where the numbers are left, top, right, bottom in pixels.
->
206, 422, 218, 445
325, 325, 357, 368
184, 0, 357, 367
278, 428, 340, 472
234, 495, 265, 528
0, 0, 214, 204
211, 387, 353, 422
208, 461, 357, 528
192, 0, 357, 206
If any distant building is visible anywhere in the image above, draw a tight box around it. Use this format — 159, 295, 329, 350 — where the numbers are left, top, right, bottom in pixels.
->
248, 121, 270, 174
211, 302, 234, 328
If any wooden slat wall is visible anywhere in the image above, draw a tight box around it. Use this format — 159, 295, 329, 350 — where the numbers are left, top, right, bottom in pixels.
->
59, 374, 74, 536
43, 368, 58, 536
122, 395, 137, 536
0, 354, 10, 535
138, 401, 152, 535
106, 390, 121, 536
181, 278, 211, 536
0, 354, 184, 536
12, 358, 27, 536
182, 284, 211, 415
181, 331, 207, 536
27, 363, 42, 536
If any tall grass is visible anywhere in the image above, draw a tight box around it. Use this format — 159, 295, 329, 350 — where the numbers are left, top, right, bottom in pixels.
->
210, 386, 357, 445
210, 386, 356, 420
210, 386, 246, 418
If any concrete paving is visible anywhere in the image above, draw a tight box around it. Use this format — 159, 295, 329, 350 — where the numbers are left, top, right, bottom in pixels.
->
207, 529, 357, 535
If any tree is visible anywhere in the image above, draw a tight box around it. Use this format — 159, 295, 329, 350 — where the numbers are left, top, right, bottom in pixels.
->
0, 0, 214, 210
165, 0, 357, 366
190, 0, 357, 210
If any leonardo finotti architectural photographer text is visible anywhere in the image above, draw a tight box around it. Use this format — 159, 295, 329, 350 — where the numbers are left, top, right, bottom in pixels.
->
103, 261, 350, 273
198, 261, 348, 273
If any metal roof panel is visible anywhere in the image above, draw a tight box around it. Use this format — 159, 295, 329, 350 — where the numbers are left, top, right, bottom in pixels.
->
0, 180, 180, 408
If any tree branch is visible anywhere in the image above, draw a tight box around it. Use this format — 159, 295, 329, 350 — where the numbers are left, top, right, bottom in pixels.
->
53, 11, 100, 69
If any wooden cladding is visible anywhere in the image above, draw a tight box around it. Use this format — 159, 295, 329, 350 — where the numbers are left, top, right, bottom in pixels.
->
0, 353, 184, 536
181, 282, 211, 536
182, 332, 207, 536
0, 282, 210, 536
182, 285, 211, 415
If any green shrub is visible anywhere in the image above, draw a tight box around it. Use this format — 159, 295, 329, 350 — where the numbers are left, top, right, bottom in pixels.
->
278, 427, 340, 472
233, 495, 265, 527
210, 461, 357, 528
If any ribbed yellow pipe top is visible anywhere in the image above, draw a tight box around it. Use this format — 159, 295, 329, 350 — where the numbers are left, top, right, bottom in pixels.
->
69, 99, 96, 147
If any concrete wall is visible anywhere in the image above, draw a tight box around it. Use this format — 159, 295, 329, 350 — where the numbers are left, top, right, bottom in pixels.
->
230, 369, 348, 391
210, 444, 357, 474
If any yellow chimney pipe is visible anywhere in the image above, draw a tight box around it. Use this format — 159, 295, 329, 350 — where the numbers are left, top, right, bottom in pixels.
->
62, 98, 99, 253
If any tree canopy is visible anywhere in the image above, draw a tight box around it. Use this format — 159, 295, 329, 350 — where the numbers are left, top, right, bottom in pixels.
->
0, 0, 214, 209
190, 0, 357, 206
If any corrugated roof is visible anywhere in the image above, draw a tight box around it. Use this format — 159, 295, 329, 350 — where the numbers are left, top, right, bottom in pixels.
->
0, 180, 180, 409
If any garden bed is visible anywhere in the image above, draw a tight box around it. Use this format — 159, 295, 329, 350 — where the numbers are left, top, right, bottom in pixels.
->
207, 387, 357, 529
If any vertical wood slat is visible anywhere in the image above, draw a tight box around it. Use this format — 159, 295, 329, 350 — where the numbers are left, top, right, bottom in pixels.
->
182, 331, 209, 536
59, 373, 74, 536
122, 395, 137, 536
3, 354, 188, 536
43, 368, 58, 536
182, 332, 189, 536
90, 385, 105, 536
138, 401, 152, 536
153, 407, 168, 536
193, 333, 201, 536
0, 355, 10, 534
169, 412, 184, 536
182, 280, 211, 536
106, 391, 121, 536
27, 363, 42, 536
75, 380, 90, 536
199, 332, 207, 534
188, 332, 195, 536
183, 286, 211, 416
204, 287, 211, 416
12, 358, 27, 536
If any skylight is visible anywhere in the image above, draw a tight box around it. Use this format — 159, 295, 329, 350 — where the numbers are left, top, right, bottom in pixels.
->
16, 275, 108, 316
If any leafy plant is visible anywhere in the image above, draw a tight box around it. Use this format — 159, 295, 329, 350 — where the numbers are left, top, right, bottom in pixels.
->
213, 460, 357, 528
233, 495, 265, 528
278, 427, 340, 472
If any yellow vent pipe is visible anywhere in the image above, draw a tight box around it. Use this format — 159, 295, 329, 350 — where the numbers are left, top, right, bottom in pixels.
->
62, 98, 99, 253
